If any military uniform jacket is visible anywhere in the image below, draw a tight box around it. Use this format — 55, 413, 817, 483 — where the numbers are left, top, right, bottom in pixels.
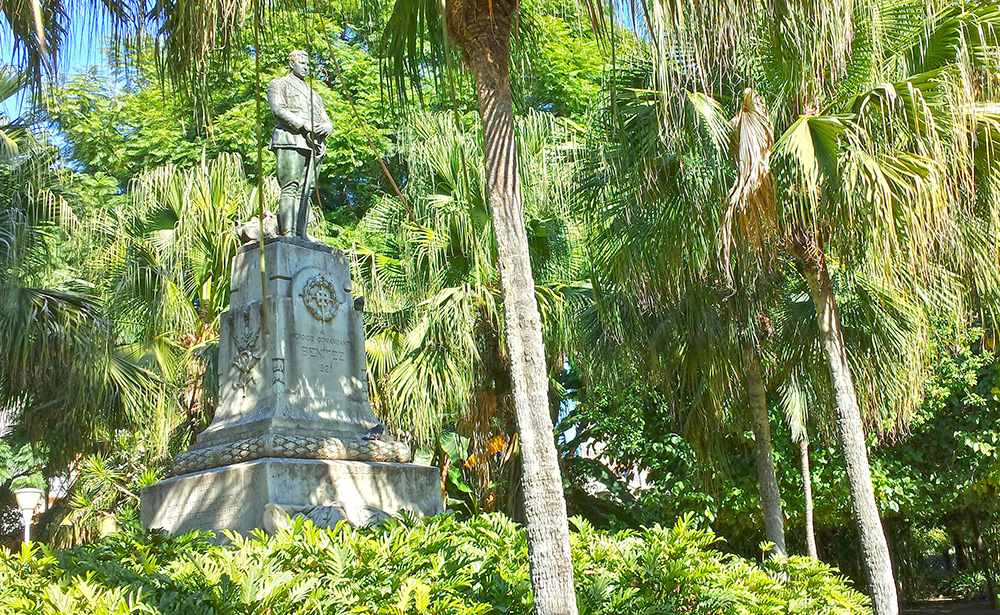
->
267, 73, 333, 152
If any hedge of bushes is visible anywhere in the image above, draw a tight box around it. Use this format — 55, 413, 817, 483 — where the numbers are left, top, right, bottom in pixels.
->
0, 513, 870, 615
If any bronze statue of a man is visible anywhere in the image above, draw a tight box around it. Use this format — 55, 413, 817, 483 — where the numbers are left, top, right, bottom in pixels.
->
267, 50, 333, 237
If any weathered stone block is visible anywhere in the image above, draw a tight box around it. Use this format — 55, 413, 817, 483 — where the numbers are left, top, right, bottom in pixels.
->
202, 238, 377, 449
141, 458, 442, 539
140, 237, 442, 537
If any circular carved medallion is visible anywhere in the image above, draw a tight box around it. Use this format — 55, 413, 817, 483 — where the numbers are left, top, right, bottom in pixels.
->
301, 274, 340, 321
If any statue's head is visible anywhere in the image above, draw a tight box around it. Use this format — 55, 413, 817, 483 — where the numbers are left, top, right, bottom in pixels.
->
288, 50, 309, 79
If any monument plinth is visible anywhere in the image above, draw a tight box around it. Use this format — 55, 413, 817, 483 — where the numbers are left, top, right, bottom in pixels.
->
141, 238, 442, 537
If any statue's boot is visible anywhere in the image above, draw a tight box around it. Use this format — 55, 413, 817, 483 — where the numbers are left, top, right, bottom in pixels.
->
277, 194, 297, 236
275, 148, 310, 236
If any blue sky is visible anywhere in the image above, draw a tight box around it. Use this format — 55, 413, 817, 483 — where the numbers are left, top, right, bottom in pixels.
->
0, 1, 645, 120
1, 16, 111, 119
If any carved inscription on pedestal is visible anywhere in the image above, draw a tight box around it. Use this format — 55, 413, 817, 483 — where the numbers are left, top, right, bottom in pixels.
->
154, 471, 247, 532
292, 332, 351, 375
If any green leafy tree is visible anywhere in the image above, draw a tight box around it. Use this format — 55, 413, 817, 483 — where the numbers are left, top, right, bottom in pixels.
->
376, 0, 597, 606
627, 3, 1000, 613
88, 154, 269, 441
578, 57, 795, 556
354, 111, 584, 516
0, 88, 159, 475
43, 11, 393, 217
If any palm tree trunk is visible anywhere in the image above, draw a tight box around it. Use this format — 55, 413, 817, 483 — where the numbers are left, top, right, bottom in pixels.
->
446, 1, 577, 613
744, 347, 787, 557
800, 433, 819, 559
793, 239, 898, 615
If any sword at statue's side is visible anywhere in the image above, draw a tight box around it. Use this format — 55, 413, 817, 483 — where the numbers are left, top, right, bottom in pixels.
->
295, 134, 326, 238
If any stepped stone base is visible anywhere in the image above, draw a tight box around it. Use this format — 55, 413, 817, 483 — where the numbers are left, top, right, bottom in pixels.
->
140, 458, 442, 540
141, 238, 443, 539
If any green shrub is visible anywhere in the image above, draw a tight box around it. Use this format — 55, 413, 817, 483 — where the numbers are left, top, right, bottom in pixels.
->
0, 513, 870, 615
940, 569, 987, 600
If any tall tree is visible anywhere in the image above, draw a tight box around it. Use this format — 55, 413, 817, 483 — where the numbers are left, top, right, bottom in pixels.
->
634, 2, 1000, 613
353, 112, 584, 514
579, 59, 790, 556
0, 82, 160, 473
774, 259, 939, 565
380, 0, 579, 609
781, 374, 818, 559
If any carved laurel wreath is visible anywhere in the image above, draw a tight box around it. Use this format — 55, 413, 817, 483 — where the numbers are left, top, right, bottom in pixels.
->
231, 307, 263, 395
301, 274, 340, 322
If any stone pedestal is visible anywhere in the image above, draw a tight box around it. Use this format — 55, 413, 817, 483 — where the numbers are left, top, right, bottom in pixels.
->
141, 459, 442, 536
141, 238, 442, 537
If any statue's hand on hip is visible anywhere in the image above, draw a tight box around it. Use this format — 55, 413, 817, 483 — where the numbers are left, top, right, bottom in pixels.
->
304, 131, 328, 159
313, 122, 332, 140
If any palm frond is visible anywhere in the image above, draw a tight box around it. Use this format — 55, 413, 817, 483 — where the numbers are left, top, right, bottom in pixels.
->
353, 110, 584, 447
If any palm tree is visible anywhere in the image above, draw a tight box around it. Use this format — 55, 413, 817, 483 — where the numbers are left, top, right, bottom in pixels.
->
0, 92, 161, 474
379, 1, 581, 609
775, 263, 936, 562
89, 153, 270, 442
780, 374, 818, 559
579, 58, 791, 556
353, 110, 584, 518
633, 3, 1000, 613
0, 0, 140, 90
0, 67, 33, 162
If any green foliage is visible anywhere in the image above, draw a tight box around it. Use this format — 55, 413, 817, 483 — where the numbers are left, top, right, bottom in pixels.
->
0, 441, 45, 490
52, 430, 161, 546
354, 111, 585, 444
0, 66, 34, 161
571, 515, 869, 614
0, 105, 163, 474
8, 473, 45, 492
557, 373, 717, 529
874, 327, 1000, 519
434, 429, 492, 518
44, 9, 394, 216
44, 68, 202, 186
940, 570, 988, 600
0, 513, 869, 615
513, 5, 607, 117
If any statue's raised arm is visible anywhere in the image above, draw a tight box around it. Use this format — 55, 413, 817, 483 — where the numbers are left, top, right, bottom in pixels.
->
267, 50, 333, 238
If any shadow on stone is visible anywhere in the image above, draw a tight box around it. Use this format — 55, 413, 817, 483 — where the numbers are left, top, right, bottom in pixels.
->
141, 238, 442, 541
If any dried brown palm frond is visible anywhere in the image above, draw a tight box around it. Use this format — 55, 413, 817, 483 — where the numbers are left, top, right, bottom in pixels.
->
722, 87, 777, 275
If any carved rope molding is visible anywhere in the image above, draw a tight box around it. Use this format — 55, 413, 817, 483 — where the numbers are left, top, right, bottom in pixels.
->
169, 434, 412, 475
